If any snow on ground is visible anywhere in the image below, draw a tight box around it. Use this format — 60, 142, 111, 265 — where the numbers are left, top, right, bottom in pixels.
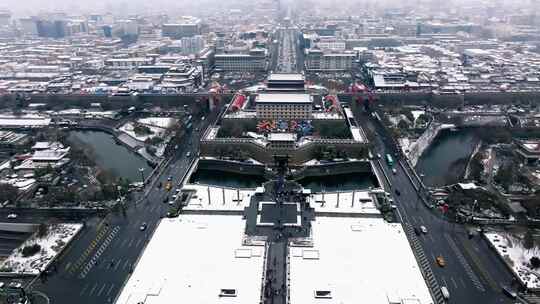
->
0, 223, 83, 275
119, 122, 165, 142
137, 117, 178, 129
119, 117, 178, 143
309, 191, 381, 215
411, 110, 425, 122
398, 137, 412, 153
485, 232, 540, 289
182, 184, 255, 212
115, 215, 264, 304
289, 217, 433, 304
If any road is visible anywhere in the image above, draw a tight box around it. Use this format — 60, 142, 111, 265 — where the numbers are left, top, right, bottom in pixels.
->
27, 113, 216, 304
275, 27, 299, 73
357, 109, 517, 303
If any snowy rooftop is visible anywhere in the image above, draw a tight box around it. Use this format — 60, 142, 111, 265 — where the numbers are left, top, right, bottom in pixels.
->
350, 127, 365, 143
182, 184, 255, 212
308, 191, 380, 215
115, 215, 264, 304
289, 217, 433, 304
0, 114, 51, 127
268, 132, 296, 142
485, 232, 540, 289
256, 93, 312, 104
268, 73, 305, 82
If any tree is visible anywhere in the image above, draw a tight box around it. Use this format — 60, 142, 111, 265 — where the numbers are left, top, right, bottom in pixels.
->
145, 137, 163, 146
21, 244, 41, 257
524, 230, 535, 250
530, 256, 540, 269
416, 113, 430, 125
47, 187, 79, 204
35, 164, 55, 177
37, 223, 48, 238
397, 119, 410, 130
0, 184, 18, 204
495, 162, 515, 189
133, 123, 152, 136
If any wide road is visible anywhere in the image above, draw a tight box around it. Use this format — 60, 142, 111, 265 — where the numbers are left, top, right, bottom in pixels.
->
27, 112, 217, 304
275, 27, 299, 73
357, 109, 516, 304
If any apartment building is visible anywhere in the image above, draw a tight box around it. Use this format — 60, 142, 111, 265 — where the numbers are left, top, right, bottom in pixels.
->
305, 49, 354, 71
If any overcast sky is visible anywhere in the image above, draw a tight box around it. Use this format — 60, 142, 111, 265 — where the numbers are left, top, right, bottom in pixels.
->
1, 0, 538, 17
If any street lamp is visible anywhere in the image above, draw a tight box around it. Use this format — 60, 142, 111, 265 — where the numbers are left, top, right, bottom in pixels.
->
139, 168, 145, 185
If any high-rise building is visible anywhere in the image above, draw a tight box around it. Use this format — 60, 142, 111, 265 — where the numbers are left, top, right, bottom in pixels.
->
0, 10, 11, 26
181, 35, 205, 55
19, 18, 38, 36
36, 19, 67, 38
305, 49, 354, 71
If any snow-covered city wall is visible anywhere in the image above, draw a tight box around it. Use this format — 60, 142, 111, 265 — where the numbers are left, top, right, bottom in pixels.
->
407, 123, 455, 167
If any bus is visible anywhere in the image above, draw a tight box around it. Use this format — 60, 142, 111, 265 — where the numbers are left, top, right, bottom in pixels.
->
386, 154, 394, 166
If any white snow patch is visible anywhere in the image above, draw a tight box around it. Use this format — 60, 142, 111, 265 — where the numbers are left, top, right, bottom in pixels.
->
138, 117, 178, 129
485, 232, 540, 289
119, 117, 178, 143
0, 223, 83, 275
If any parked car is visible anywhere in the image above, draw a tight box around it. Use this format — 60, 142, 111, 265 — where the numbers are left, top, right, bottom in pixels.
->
420, 226, 428, 234
6, 214, 17, 219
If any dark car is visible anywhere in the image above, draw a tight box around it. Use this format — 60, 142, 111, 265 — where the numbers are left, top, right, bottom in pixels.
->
414, 227, 421, 236
395, 189, 401, 196
163, 196, 169, 203
501, 285, 517, 299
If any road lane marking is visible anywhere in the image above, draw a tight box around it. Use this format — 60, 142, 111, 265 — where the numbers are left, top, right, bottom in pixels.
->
136, 238, 143, 247
80, 283, 89, 296
89, 283, 99, 296
114, 259, 122, 271
450, 276, 458, 289
122, 259, 130, 270
444, 233, 485, 292
441, 276, 448, 288
97, 283, 107, 297
106, 283, 115, 296
128, 238, 134, 248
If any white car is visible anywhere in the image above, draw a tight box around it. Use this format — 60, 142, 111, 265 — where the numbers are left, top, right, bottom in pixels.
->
6, 214, 17, 219
420, 226, 428, 234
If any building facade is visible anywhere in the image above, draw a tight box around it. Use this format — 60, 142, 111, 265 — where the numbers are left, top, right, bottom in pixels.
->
215, 53, 266, 72
255, 93, 312, 120
305, 49, 354, 71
